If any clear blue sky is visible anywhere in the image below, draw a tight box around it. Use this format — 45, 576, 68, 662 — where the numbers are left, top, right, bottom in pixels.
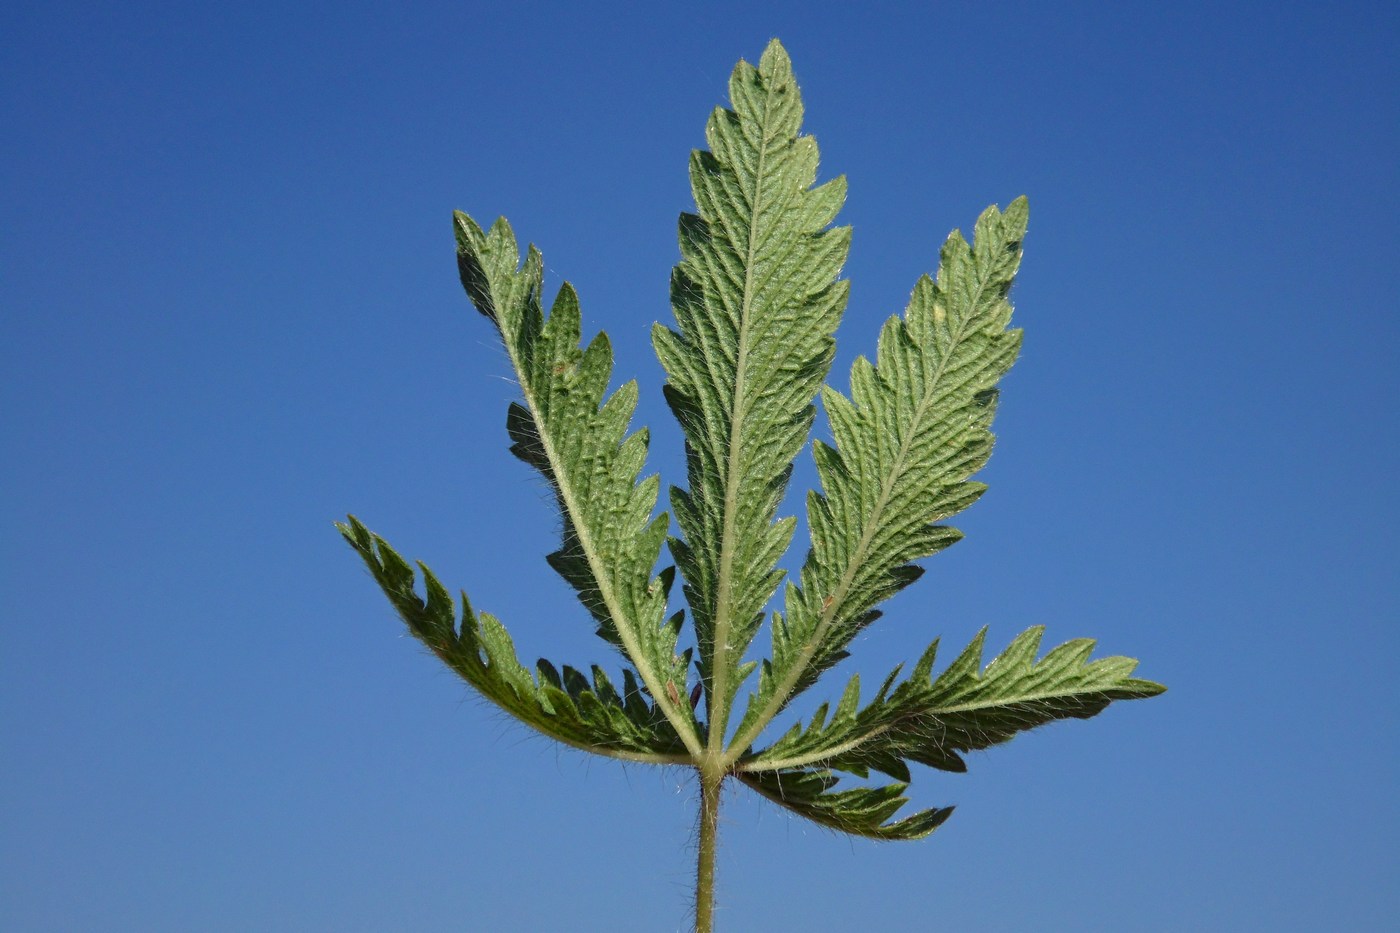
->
3, 1, 1397, 930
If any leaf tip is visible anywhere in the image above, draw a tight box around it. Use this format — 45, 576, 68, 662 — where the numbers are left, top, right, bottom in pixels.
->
760, 37, 791, 69
1130, 678, 1168, 698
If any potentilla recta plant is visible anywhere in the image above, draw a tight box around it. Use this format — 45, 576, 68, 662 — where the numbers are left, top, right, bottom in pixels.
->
340, 39, 1164, 931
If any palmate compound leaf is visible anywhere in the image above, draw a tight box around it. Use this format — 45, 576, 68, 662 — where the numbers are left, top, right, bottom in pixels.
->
652, 39, 850, 742
735, 627, 1165, 837
340, 39, 1164, 889
729, 197, 1032, 756
338, 517, 692, 763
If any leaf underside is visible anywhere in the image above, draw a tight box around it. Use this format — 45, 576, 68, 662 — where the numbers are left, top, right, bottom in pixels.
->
338, 517, 690, 761
340, 37, 1164, 844
453, 212, 701, 749
733, 196, 1030, 752
738, 626, 1164, 835
653, 39, 850, 738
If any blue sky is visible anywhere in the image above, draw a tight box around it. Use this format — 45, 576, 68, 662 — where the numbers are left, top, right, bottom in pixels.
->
3, 1, 1397, 930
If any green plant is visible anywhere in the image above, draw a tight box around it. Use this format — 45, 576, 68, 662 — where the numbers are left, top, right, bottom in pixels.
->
339, 39, 1163, 931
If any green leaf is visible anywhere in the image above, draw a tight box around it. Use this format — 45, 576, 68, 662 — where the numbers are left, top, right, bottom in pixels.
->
342, 40, 1165, 898
454, 214, 701, 753
737, 767, 953, 840
741, 626, 1166, 778
653, 38, 850, 743
338, 516, 692, 763
731, 198, 1030, 756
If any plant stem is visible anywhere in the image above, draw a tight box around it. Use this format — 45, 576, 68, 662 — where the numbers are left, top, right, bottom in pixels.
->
695, 768, 723, 933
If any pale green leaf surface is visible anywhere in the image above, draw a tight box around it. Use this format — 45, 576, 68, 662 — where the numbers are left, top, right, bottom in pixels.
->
338, 517, 691, 762
732, 198, 1030, 755
454, 213, 699, 749
653, 39, 850, 741
341, 39, 1166, 860
742, 626, 1166, 778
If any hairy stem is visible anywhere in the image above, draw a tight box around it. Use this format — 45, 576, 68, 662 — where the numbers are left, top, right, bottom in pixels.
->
695, 768, 723, 933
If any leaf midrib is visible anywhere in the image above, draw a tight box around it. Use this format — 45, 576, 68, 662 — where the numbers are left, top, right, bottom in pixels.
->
499, 294, 706, 760
708, 85, 779, 758
740, 682, 1129, 773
